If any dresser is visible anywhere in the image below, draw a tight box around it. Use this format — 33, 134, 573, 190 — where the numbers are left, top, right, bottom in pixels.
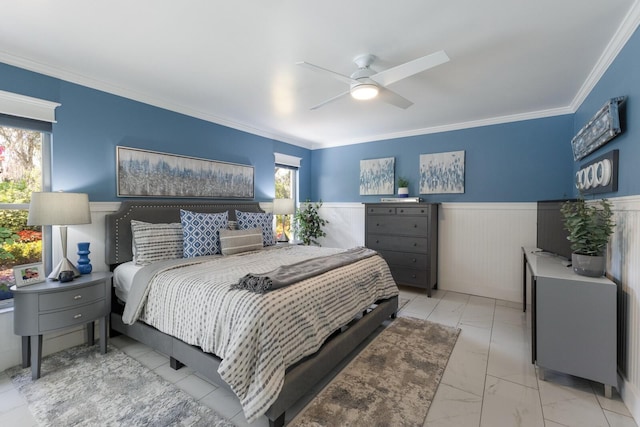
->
11, 271, 113, 379
364, 203, 438, 296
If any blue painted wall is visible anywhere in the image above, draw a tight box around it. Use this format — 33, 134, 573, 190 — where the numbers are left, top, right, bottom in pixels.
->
311, 115, 575, 202
572, 26, 640, 199
0, 62, 311, 202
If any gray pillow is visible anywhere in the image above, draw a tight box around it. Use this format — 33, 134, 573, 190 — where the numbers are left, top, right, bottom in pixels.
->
219, 227, 263, 255
131, 220, 183, 265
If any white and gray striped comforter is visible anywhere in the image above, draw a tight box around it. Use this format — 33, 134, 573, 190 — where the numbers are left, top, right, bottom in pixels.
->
122, 245, 398, 422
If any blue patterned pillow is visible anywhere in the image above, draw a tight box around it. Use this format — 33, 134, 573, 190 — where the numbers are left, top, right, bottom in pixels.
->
235, 210, 276, 246
180, 210, 228, 257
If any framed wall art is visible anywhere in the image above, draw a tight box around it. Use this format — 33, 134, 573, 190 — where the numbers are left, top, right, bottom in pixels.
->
359, 157, 395, 195
419, 150, 465, 194
571, 96, 625, 161
116, 146, 254, 198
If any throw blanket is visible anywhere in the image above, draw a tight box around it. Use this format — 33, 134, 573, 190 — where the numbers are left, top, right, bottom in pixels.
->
232, 246, 378, 293
120, 245, 398, 423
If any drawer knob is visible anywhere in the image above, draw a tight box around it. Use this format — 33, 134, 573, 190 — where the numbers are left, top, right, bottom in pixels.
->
413, 224, 417, 228
388, 209, 393, 213
412, 258, 417, 263
376, 223, 380, 226
412, 274, 417, 278
73, 314, 82, 319
400, 209, 404, 213
376, 240, 380, 244
421, 209, 425, 213
73, 295, 82, 300
413, 242, 418, 246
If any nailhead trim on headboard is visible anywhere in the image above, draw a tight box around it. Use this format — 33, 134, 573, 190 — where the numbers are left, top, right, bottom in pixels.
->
106, 201, 264, 267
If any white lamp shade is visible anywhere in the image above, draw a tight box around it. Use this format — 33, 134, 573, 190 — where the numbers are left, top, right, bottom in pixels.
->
27, 192, 92, 226
273, 198, 295, 215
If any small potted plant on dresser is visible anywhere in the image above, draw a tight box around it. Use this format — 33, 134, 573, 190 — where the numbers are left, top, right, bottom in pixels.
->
397, 177, 410, 198
561, 198, 615, 277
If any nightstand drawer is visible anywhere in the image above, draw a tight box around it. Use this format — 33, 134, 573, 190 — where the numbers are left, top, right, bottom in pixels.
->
39, 300, 107, 332
39, 283, 105, 311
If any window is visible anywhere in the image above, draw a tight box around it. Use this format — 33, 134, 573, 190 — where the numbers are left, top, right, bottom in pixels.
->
274, 165, 297, 241
0, 125, 48, 308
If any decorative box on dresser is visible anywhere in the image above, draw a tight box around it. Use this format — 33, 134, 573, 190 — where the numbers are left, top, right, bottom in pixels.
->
11, 271, 113, 380
364, 203, 438, 296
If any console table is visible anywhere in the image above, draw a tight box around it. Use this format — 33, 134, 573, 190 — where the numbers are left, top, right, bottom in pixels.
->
522, 247, 617, 397
11, 272, 112, 379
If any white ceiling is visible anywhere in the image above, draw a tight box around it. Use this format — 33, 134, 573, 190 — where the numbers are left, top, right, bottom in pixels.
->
1, 1, 639, 149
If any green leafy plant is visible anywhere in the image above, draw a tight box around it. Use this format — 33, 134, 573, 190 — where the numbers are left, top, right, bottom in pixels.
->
398, 177, 409, 188
293, 200, 329, 246
561, 198, 615, 256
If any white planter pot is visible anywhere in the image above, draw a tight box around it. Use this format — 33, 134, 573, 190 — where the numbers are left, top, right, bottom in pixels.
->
398, 187, 409, 198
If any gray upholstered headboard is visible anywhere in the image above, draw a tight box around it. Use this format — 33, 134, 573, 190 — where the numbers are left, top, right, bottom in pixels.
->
105, 200, 264, 267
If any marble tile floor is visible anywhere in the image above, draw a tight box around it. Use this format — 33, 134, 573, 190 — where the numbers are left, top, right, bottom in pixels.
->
0, 287, 637, 426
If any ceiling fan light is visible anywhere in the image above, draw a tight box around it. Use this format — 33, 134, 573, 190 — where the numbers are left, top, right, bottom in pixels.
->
351, 83, 379, 100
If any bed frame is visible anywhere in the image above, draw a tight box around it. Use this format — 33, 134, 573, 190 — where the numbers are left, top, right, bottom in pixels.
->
105, 200, 398, 426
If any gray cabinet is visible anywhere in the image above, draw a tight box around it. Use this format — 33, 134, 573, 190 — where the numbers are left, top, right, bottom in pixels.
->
11, 272, 113, 379
365, 203, 438, 296
522, 247, 616, 397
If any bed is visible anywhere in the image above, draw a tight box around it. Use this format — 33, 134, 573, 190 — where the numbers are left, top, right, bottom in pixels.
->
106, 200, 399, 426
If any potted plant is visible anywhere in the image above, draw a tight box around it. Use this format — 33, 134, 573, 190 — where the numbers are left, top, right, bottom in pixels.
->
293, 200, 328, 246
561, 198, 615, 277
397, 177, 409, 198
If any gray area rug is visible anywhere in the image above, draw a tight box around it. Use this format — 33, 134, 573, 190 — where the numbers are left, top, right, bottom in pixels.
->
6, 344, 234, 427
290, 317, 460, 427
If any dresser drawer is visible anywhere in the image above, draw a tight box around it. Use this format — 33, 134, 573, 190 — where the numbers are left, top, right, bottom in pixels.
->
39, 283, 105, 312
367, 217, 429, 237
390, 267, 428, 288
39, 300, 107, 332
377, 250, 428, 269
366, 206, 396, 215
395, 206, 431, 217
366, 234, 428, 254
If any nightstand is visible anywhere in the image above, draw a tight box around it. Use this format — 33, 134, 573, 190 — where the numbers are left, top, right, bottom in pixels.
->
11, 271, 113, 379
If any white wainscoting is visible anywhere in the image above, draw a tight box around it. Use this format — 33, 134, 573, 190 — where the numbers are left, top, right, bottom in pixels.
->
318, 202, 538, 302
609, 196, 640, 422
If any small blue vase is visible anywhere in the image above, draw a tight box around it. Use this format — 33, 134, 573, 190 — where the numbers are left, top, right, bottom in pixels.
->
77, 242, 92, 274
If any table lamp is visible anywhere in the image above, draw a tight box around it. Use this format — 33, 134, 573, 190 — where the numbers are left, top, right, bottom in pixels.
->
273, 198, 295, 242
27, 192, 91, 280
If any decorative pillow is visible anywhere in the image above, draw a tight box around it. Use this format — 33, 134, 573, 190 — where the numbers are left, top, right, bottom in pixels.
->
130, 220, 184, 266
219, 227, 264, 255
180, 209, 228, 257
235, 210, 276, 246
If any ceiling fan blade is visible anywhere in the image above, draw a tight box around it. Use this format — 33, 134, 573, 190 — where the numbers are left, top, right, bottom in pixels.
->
310, 90, 351, 110
378, 87, 413, 109
370, 50, 450, 87
297, 61, 358, 85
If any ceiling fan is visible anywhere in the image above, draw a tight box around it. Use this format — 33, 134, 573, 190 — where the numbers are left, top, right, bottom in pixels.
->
297, 50, 449, 110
